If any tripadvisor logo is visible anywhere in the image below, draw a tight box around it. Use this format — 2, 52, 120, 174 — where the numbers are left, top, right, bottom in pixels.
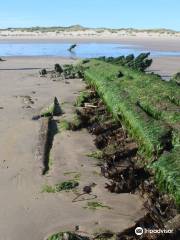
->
135, 227, 173, 236
135, 227, 143, 235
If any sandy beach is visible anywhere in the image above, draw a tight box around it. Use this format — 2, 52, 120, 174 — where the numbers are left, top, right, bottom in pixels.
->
0, 57, 146, 240
149, 56, 180, 78
1, 28, 180, 51
0, 0, 179, 237
0, 35, 179, 240
1, 29, 180, 78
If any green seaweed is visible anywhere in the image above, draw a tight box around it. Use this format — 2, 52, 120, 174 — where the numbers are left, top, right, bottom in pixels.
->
82, 59, 180, 208
55, 180, 79, 192
58, 119, 71, 131
64, 171, 79, 176
84, 201, 111, 210
75, 91, 91, 107
83, 60, 179, 159
42, 180, 79, 193
152, 147, 180, 207
48, 157, 53, 169
172, 72, 180, 86
73, 173, 81, 180
96, 52, 152, 72
86, 150, 103, 159
42, 185, 56, 193
48, 232, 89, 240
41, 97, 62, 117
69, 114, 82, 130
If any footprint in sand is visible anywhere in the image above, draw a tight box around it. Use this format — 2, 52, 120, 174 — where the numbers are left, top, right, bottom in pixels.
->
14, 95, 35, 109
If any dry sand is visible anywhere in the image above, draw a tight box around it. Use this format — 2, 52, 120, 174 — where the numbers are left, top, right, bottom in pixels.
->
0, 57, 145, 240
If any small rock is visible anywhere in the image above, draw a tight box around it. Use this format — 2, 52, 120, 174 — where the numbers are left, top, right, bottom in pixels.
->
39, 69, 47, 76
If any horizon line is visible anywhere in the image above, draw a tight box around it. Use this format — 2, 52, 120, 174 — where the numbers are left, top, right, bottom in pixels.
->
0, 25, 179, 33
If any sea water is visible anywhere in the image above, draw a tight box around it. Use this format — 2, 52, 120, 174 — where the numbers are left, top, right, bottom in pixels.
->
0, 42, 180, 58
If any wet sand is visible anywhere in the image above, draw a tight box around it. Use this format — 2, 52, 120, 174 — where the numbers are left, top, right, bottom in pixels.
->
0, 57, 145, 240
1, 37, 180, 52
149, 56, 180, 78
0, 54, 179, 239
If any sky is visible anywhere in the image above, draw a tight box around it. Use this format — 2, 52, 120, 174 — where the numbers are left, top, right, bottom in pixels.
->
0, 0, 180, 30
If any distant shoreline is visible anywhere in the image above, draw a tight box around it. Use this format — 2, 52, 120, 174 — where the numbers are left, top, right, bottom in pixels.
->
0, 25, 179, 32
1, 35, 180, 52
1, 27, 180, 48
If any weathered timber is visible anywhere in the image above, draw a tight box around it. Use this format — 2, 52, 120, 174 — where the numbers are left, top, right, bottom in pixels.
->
36, 117, 51, 174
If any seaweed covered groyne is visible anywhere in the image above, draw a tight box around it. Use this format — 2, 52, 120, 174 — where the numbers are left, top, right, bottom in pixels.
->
83, 59, 180, 207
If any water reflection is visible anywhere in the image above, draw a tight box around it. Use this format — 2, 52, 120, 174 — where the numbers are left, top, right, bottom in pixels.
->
0, 43, 180, 58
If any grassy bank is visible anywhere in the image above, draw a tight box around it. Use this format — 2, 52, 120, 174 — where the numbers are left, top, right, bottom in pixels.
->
83, 59, 180, 207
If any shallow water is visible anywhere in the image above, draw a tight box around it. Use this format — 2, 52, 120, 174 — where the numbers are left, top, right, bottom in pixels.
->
0, 42, 180, 58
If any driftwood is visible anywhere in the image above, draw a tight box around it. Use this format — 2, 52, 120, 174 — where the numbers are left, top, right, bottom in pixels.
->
68, 44, 77, 52
84, 103, 97, 108
36, 117, 51, 174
